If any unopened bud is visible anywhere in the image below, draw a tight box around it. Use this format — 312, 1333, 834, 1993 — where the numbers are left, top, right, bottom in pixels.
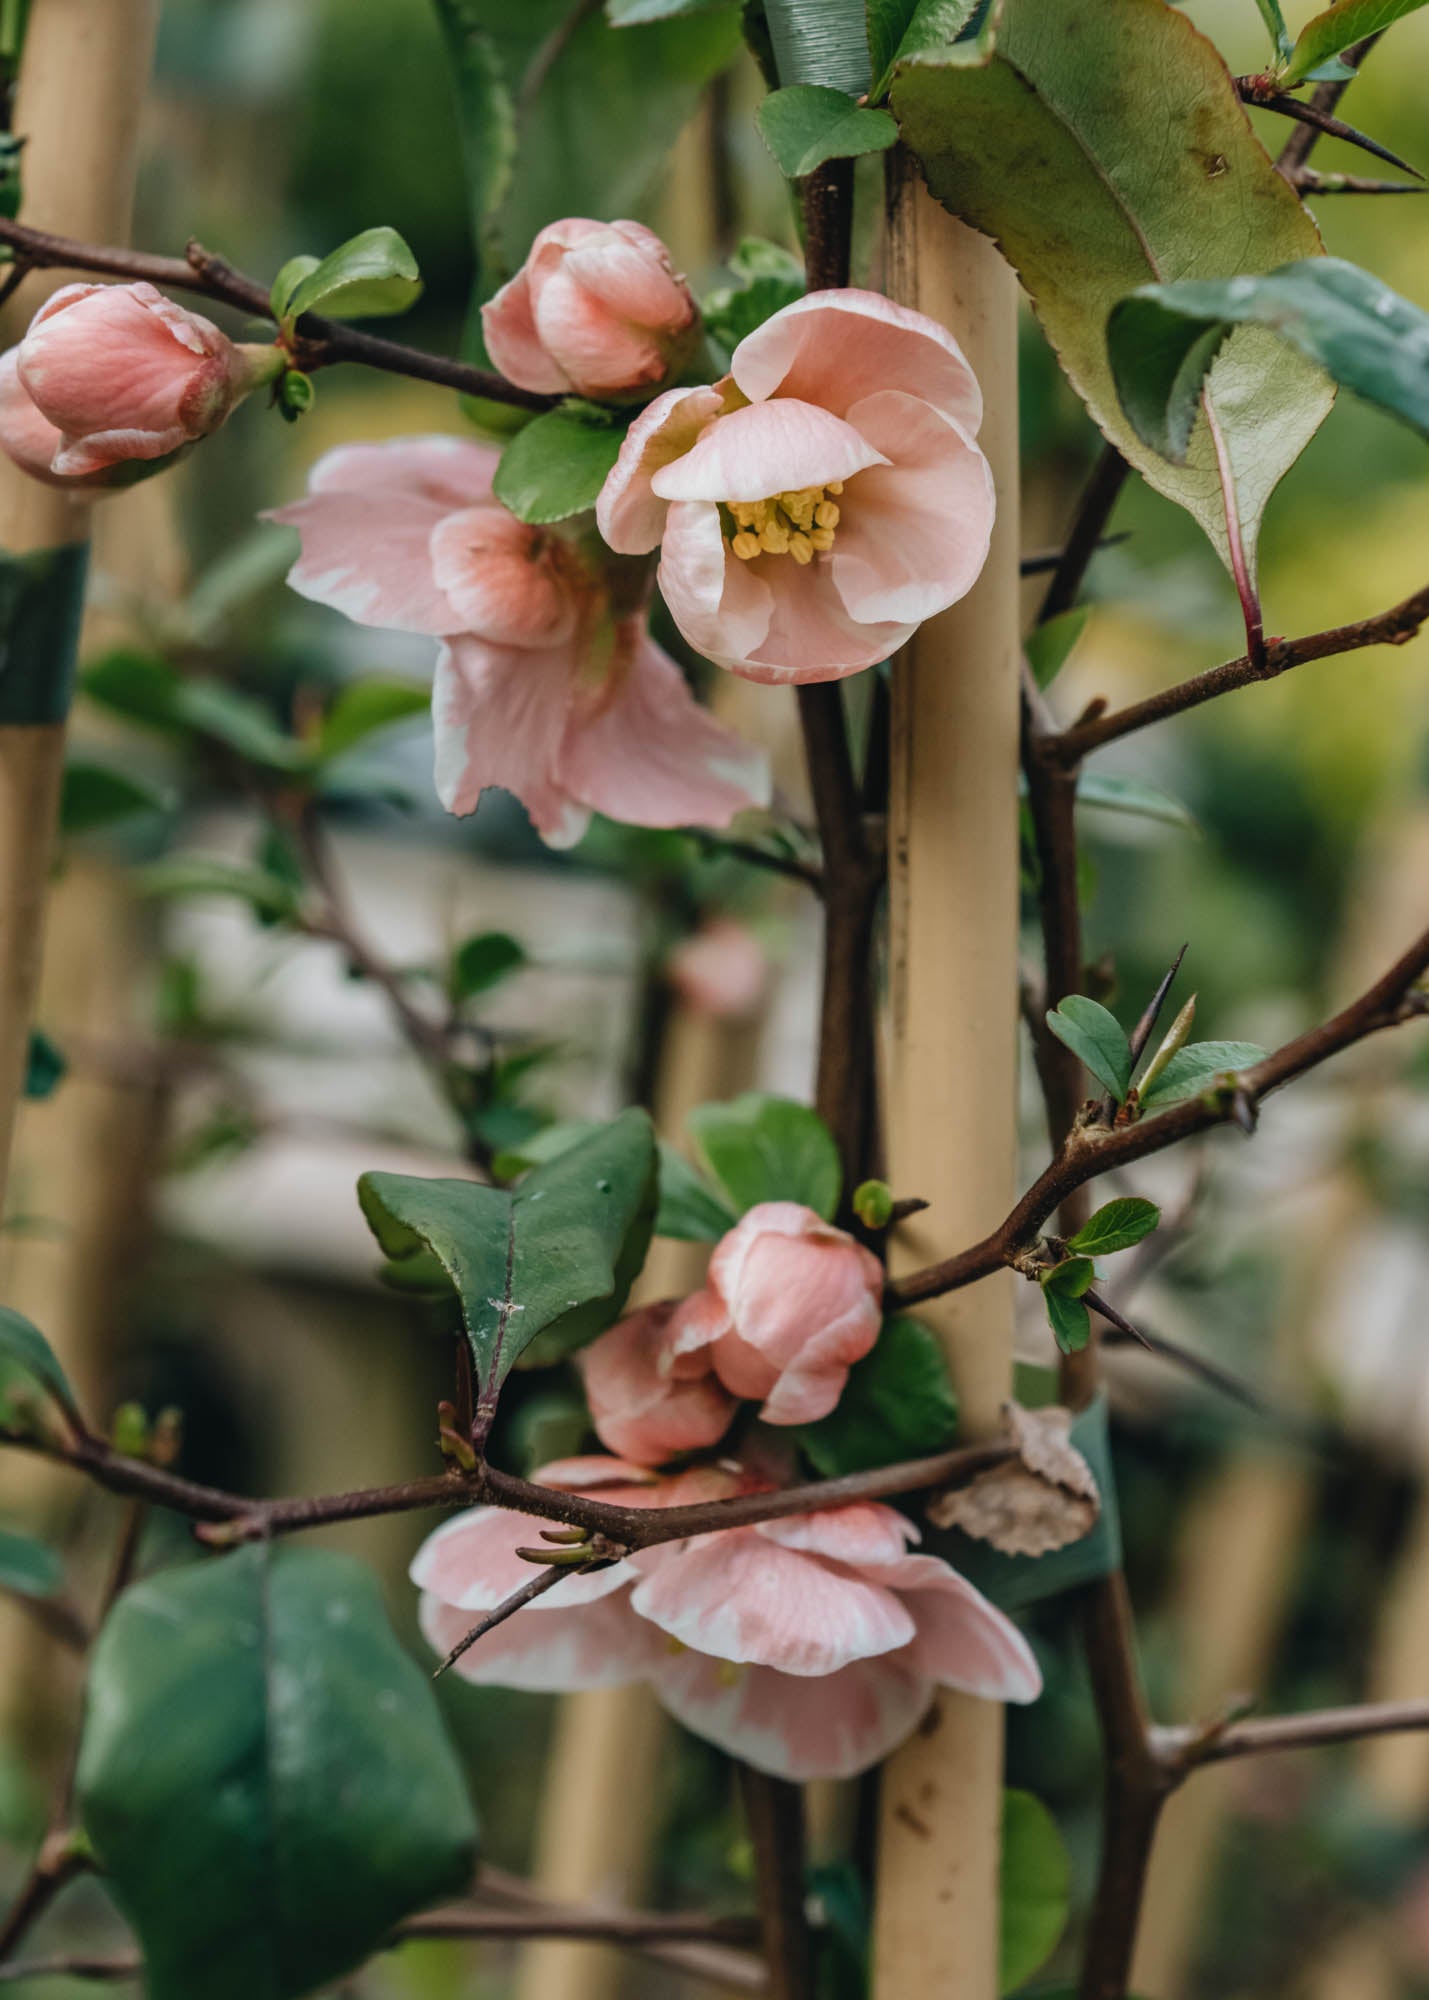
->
1135, 993, 1197, 1100
853, 1179, 894, 1230
111, 1402, 149, 1460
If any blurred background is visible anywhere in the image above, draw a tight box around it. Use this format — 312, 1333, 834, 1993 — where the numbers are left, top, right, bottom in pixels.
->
1, 1, 1427, 1995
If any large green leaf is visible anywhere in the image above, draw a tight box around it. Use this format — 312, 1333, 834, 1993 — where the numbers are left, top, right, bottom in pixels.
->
318, 678, 430, 761
797, 1314, 959, 1475
0, 543, 89, 726
1282, 0, 1429, 86
891, 0, 1333, 577
493, 404, 628, 524
60, 762, 172, 836
1110, 259, 1429, 461
687, 1092, 842, 1220
869, 0, 987, 97
76, 1546, 476, 2000
1044, 995, 1132, 1103
1000, 1791, 1070, 1992
757, 85, 897, 177
358, 1109, 657, 1410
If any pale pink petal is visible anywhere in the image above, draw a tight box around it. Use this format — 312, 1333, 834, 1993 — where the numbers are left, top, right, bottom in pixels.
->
885, 1554, 1042, 1704
482, 266, 573, 395
652, 1646, 931, 1780
567, 221, 697, 328
531, 264, 670, 399
832, 392, 995, 625
708, 1329, 778, 1401
666, 1286, 733, 1365
429, 507, 579, 646
629, 1529, 914, 1675
432, 636, 588, 844
654, 499, 773, 673
740, 546, 911, 685
19, 282, 228, 448
581, 1300, 737, 1464
531, 1454, 662, 1493
419, 1590, 664, 1691
596, 384, 725, 554
307, 434, 498, 509
0, 349, 67, 483
730, 290, 983, 435
559, 627, 771, 832
650, 399, 886, 506
267, 487, 464, 635
51, 424, 190, 477
668, 919, 769, 1022
756, 1504, 918, 1566
409, 1506, 633, 1611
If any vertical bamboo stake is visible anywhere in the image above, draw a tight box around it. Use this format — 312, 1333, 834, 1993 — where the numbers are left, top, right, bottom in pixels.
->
0, 0, 161, 1218
872, 163, 1022, 2000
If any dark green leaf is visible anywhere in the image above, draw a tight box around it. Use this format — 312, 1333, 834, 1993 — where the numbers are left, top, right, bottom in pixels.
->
358, 1109, 657, 1408
450, 931, 526, 1002
25, 1029, 65, 1101
797, 1315, 959, 1475
278, 370, 315, 420
493, 405, 627, 526
76, 1545, 476, 2000
1041, 1286, 1090, 1354
0, 1305, 83, 1427
893, 0, 1331, 577
871, 0, 986, 98
60, 762, 171, 836
1075, 771, 1198, 835
688, 1092, 841, 1219
1110, 259, 1429, 463
285, 226, 423, 323
1067, 1197, 1160, 1258
173, 682, 311, 773
702, 238, 804, 367
757, 85, 897, 178
656, 1144, 739, 1241
135, 857, 301, 923
0, 1528, 62, 1599
1001, 1790, 1070, 1992
1024, 607, 1087, 691
1138, 1039, 1266, 1112
319, 678, 430, 760
1042, 1255, 1095, 1299
1282, 0, 1427, 85
764, 0, 872, 92
0, 543, 88, 727
1044, 995, 1132, 1102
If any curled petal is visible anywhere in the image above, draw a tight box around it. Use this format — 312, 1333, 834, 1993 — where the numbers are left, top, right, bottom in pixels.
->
0, 349, 68, 485
429, 507, 579, 647
481, 266, 572, 395
655, 499, 773, 674
596, 384, 726, 554
581, 1300, 737, 1464
883, 1555, 1043, 1704
431, 636, 587, 844
738, 544, 910, 686
756, 1505, 918, 1567
649, 399, 886, 506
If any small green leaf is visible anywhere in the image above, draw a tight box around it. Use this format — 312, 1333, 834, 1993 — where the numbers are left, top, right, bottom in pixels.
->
284, 226, 423, 323
870, 0, 989, 100
319, 677, 430, 760
757, 85, 898, 179
1254, 0, 1294, 63
60, 761, 172, 836
656, 1145, 739, 1242
135, 857, 301, 924
1075, 772, 1198, 835
1041, 1287, 1090, 1355
1067, 1197, 1160, 1258
174, 681, 311, 773
1282, 0, 1427, 86
450, 931, 525, 1002
853, 1179, 894, 1230
1044, 995, 1132, 1103
76, 1545, 477, 2000
25, 1029, 65, 1102
797, 1315, 959, 1476
1001, 1790, 1070, 1992
269, 254, 320, 323
0, 1528, 63, 1599
0, 1305, 84, 1428
493, 405, 627, 526
278, 369, 315, 421
1138, 1040, 1266, 1112
1042, 1255, 1095, 1299
1109, 259, 1429, 464
1024, 607, 1088, 691
687, 1092, 841, 1220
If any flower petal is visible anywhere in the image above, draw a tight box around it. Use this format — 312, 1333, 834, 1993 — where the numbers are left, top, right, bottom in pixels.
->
730, 289, 983, 435
756, 1505, 918, 1567
410, 1506, 633, 1612
531, 264, 670, 400
581, 1300, 738, 1464
267, 486, 465, 635
0, 349, 67, 484
532, 1455, 663, 1494
596, 384, 725, 554
654, 499, 773, 674
652, 1646, 931, 1780
740, 545, 911, 685
481, 265, 573, 395
884, 1554, 1043, 1704
650, 399, 886, 505
307, 434, 498, 509
432, 636, 588, 844
629, 1529, 914, 1675
419, 1590, 663, 1691
428, 507, 579, 647
832, 393, 995, 626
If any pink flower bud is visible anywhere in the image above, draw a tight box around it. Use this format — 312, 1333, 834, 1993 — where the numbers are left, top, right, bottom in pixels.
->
482, 219, 698, 401
670, 1201, 885, 1426
581, 1300, 737, 1464
667, 918, 769, 1023
3, 282, 274, 484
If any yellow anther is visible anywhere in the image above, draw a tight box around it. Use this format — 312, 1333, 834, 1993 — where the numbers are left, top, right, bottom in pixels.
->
759, 520, 790, 554
731, 530, 761, 560
815, 500, 840, 529
827, 480, 843, 495
723, 480, 846, 563
809, 527, 835, 553
788, 532, 814, 565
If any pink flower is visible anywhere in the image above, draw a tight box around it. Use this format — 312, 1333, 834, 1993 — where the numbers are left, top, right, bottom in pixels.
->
667, 917, 769, 1022
581, 1300, 737, 1463
267, 436, 769, 847
0, 282, 273, 484
483, 219, 698, 401
669, 1201, 884, 1425
596, 289, 995, 684
412, 1456, 1041, 1781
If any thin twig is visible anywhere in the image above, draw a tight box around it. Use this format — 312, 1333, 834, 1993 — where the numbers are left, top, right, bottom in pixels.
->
1166, 1698, 1429, 1767
1288, 169, 1423, 194
1038, 446, 1129, 623
688, 829, 824, 893
432, 1564, 572, 1678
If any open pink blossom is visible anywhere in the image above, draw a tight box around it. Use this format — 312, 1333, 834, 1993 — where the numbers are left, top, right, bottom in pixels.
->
267, 435, 768, 847
667, 917, 769, 1022
483, 219, 698, 401
596, 289, 995, 684
412, 1457, 1041, 1780
668, 1201, 883, 1425
0, 281, 276, 483
581, 1300, 737, 1463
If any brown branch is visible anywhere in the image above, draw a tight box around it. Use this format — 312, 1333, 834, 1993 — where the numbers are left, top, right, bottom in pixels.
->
1165, 1697, 1429, 1768
1038, 445, 1129, 624
740, 1767, 812, 2000
1288, 169, 1423, 194
688, 829, 824, 894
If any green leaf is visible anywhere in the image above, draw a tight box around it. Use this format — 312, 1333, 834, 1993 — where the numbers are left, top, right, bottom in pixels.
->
318, 677, 431, 761
1041, 1287, 1090, 1354
284, 226, 423, 323
0, 543, 88, 727
358, 1109, 657, 1410
688, 1092, 841, 1219
24, 1029, 65, 1101
871, 0, 988, 98
757, 85, 898, 178
764, 0, 872, 92
702, 238, 805, 367
1110, 258, 1429, 462
135, 857, 301, 924
450, 930, 526, 1002
1067, 1197, 1160, 1258
1282, 0, 1428, 85
0, 1528, 62, 1599
493, 404, 627, 526
0, 1305, 83, 1428
1024, 607, 1087, 691
82, 652, 310, 774
797, 1315, 959, 1476
1043, 1255, 1095, 1299
269, 254, 320, 323
1044, 995, 1132, 1102
1074, 771, 1199, 835
892, 0, 1332, 579
1254, 0, 1294, 64
1000, 1791, 1070, 1992
852, 1178, 894, 1230
656, 1144, 739, 1241
1138, 1039, 1266, 1112
76, 1545, 477, 2000
60, 761, 172, 836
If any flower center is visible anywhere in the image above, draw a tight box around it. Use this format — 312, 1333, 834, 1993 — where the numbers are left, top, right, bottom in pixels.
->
725, 481, 843, 566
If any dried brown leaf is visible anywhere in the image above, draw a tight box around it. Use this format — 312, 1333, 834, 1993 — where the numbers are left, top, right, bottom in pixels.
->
927, 1401, 1100, 1556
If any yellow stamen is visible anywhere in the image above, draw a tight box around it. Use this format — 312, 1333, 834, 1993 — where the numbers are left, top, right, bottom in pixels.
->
788, 532, 814, 565
809, 527, 835, 553
731, 530, 761, 560
722, 480, 846, 564
827, 480, 843, 495
815, 500, 840, 529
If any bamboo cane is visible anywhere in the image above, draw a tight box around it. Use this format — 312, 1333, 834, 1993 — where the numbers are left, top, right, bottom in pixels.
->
871, 164, 1022, 2000
0, 0, 161, 1220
